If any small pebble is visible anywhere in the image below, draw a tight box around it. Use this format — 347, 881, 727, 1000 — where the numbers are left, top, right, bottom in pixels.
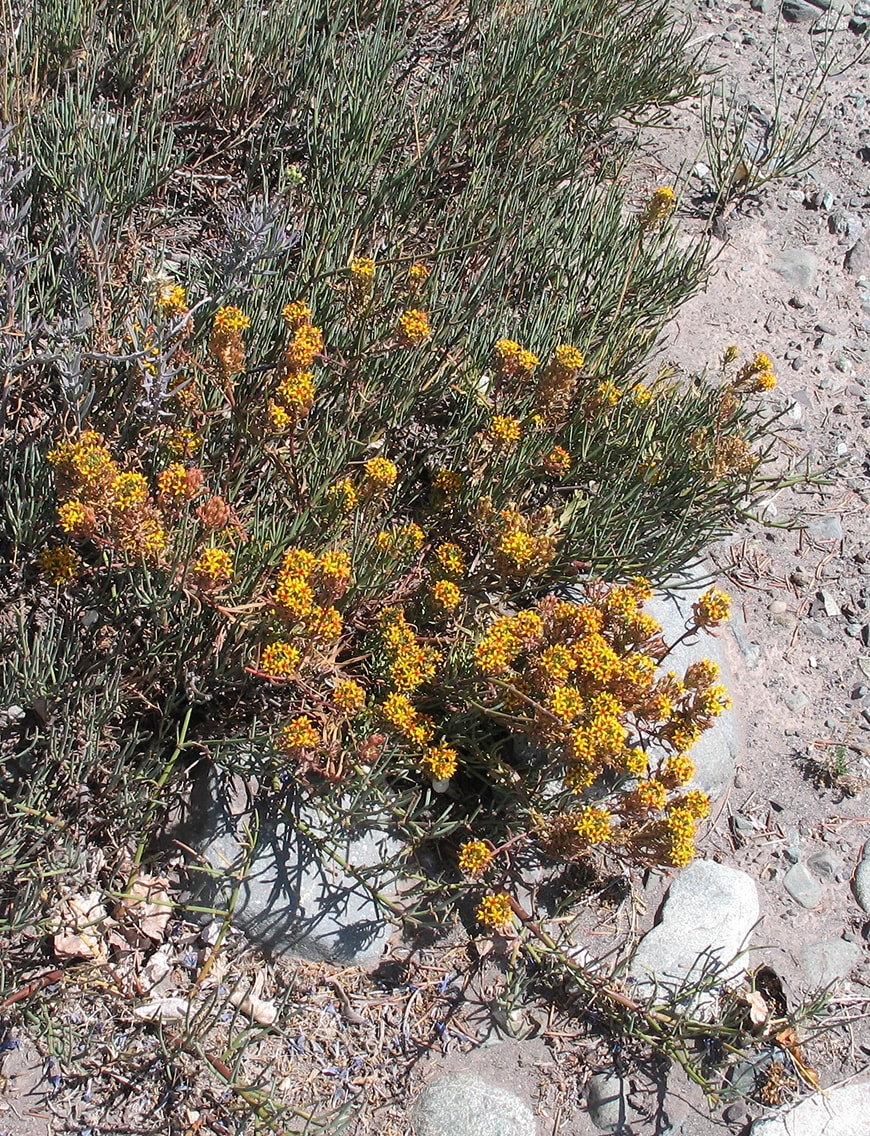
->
768, 600, 788, 614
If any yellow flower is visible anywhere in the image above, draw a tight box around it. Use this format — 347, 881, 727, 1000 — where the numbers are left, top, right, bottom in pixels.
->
666, 806, 696, 867
261, 642, 302, 677
39, 545, 81, 585
168, 427, 202, 457
213, 305, 250, 335
430, 578, 460, 612
364, 457, 398, 488
333, 680, 366, 713
268, 402, 292, 431
635, 779, 667, 812
458, 840, 493, 877
282, 299, 312, 330
396, 308, 431, 346
595, 380, 622, 408
157, 284, 188, 317
422, 742, 458, 781
193, 547, 234, 584
275, 575, 316, 619
488, 414, 522, 448
498, 529, 535, 570
349, 256, 375, 281
574, 806, 613, 845
157, 463, 189, 500
305, 605, 343, 640
553, 344, 584, 372
539, 645, 576, 682
548, 685, 585, 723
58, 499, 90, 534
693, 588, 731, 628
281, 547, 318, 578
641, 186, 676, 229
433, 467, 462, 495
476, 893, 514, 932
632, 384, 652, 406
407, 262, 430, 292
434, 542, 464, 577
279, 715, 319, 750
276, 370, 315, 418
662, 753, 695, 786
111, 472, 149, 511
543, 446, 571, 476
319, 549, 352, 585
327, 478, 358, 512
494, 339, 538, 375
286, 324, 324, 368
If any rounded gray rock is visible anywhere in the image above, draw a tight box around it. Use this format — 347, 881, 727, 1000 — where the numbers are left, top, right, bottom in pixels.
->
410, 1074, 537, 1136
783, 862, 822, 910
586, 1072, 626, 1132
630, 861, 759, 1005
799, 937, 861, 989
853, 852, 870, 913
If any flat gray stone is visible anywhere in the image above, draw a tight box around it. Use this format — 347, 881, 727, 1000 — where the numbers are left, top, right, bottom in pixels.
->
853, 845, 870, 913
185, 766, 400, 966
783, 862, 823, 909
410, 1073, 537, 1136
799, 938, 861, 989
586, 1072, 627, 1132
845, 239, 870, 276
750, 1080, 870, 1135
807, 849, 842, 880
806, 514, 844, 543
771, 249, 818, 289
630, 861, 759, 1004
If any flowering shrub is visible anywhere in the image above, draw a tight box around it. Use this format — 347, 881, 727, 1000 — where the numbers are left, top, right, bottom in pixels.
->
33, 273, 771, 935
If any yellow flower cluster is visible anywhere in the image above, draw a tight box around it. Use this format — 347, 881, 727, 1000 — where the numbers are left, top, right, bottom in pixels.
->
282, 300, 312, 330
39, 545, 81, 585
396, 308, 431, 346
157, 462, 202, 502
435, 542, 465, 577
430, 578, 461, 612
407, 262, 430, 293
692, 587, 731, 628
327, 477, 359, 512
486, 508, 556, 579
543, 446, 571, 476
475, 892, 513, 931
574, 806, 613, 845
364, 457, 398, 490
192, 546, 234, 586
733, 350, 776, 393
278, 715, 320, 751
422, 742, 458, 780
474, 581, 728, 866
48, 430, 167, 558
493, 339, 538, 377
535, 344, 585, 416
273, 546, 348, 640
379, 608, 440, 692
269, 301, 323, 429
433, 467, 463, 496
457, 839, 493, 877
210, 305, 250, 376
488, 414, 522, 449
157, 284, 188, 318
381, 691, 435, 746
376, 523, 425, 558
348, 256, 375, 309
261, 641, 302, 677
333, 679, 366, 714
640, 185, 676, 229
